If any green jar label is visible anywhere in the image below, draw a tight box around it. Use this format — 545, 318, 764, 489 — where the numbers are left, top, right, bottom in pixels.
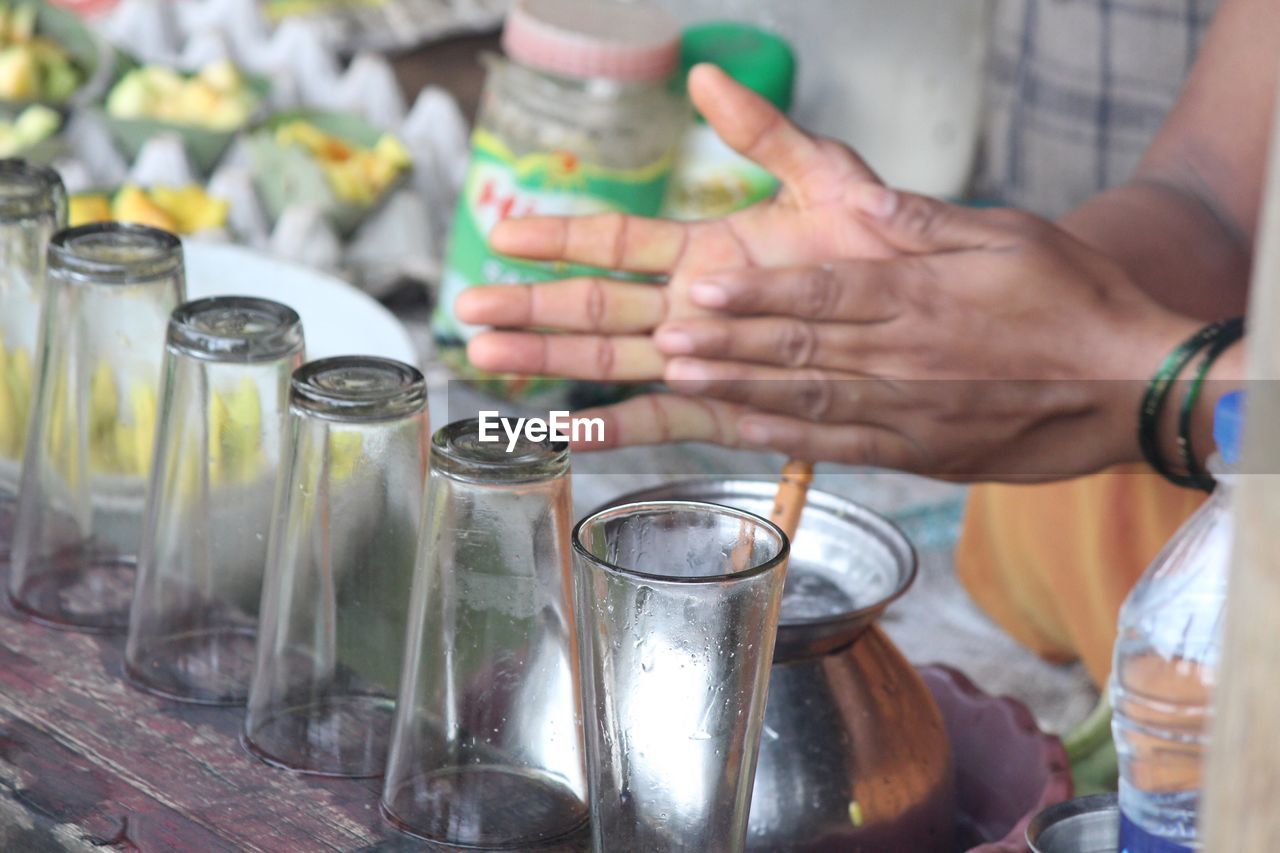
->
434, 128, 672, 400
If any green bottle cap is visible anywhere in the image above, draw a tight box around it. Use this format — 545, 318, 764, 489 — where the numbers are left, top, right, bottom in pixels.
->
679, 21, 796, 115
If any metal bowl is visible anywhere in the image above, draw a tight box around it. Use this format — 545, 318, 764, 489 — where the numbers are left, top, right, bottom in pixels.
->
592, 478, 918, 662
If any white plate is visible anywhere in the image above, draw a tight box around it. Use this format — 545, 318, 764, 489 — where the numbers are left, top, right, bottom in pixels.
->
183, 242, 419, 365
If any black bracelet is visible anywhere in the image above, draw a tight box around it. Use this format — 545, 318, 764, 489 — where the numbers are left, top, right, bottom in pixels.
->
1178, 317, 1245, 491
1138, 318, 1240, 488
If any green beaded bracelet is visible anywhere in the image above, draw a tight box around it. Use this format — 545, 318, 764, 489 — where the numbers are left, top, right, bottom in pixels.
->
1178, 317, 1245, 491
1138, 318, 1241, 488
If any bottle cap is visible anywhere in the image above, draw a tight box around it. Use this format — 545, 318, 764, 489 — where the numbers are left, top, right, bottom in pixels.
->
502, 0, 680, 83
679, 21, 796, 115
1213, 390, 1245, 466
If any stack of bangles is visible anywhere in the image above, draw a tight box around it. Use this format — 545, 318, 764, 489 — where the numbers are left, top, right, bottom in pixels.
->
1139, 316, 1245, 491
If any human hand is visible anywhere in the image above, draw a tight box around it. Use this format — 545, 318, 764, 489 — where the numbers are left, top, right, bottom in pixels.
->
584, 188, 1203, 481
457, 62, 894, 382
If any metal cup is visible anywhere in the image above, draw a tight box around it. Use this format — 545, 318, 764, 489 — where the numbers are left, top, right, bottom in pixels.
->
125, 297, 304, 704
1028, 794, 1120, 853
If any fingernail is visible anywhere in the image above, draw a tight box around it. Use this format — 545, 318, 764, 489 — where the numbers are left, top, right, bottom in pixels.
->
739, 420, 772, 445
654, 328, 696, 355
849, 184, 897, 219
690, 281, 730, 308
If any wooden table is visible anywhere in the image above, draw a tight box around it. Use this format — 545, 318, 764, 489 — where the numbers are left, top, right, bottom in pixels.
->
0, 606, 429, 852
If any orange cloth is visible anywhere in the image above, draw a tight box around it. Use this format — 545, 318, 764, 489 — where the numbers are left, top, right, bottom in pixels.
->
955, 466, 1206, 686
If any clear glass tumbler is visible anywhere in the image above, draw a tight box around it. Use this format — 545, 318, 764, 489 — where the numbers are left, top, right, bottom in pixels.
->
382, 418, 588, 847
244, 356, 428, 777
9, 223, 184, 632
0, 160, 66, 566
572, 500, 789, 853
125, 297, 305, 704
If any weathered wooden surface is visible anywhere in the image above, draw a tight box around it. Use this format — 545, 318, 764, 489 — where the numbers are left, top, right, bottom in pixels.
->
0, 602, 404, 852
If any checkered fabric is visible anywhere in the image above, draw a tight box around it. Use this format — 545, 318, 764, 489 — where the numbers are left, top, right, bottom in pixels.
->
974, 0, 1219, 218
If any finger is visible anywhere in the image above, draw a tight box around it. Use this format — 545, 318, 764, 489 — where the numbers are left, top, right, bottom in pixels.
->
736, 411, 920, 470
572, 393, 752, 450
467, 332, 663, 381
455, 278, 667, 334
846, 184, 1012, 254
654, 316, 883, 371
690, 64, 877, 203
490, 212, 689, 273
686, 263, 902, 321
663, 358, 900, 425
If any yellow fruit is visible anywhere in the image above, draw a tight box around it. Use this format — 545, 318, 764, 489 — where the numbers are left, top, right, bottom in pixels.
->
113, 185, 177, 233
197, 59, 242, 93
130, 382, 157, 478
149, 185, 229, 234
69, 194, 112, 228
374, 134, 411, 169
276, 120, 410, 204
89, 362, 119, 473
328, 429, 363, 482
0, 343, 17, 458
0, 45, 38, 100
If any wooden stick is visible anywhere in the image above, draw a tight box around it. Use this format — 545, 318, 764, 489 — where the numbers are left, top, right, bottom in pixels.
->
770, 458, 814, 542
1201, 75, 1280, 851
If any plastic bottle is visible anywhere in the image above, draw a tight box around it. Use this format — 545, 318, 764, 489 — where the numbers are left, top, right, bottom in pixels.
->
1111, 391, 1244, 852
661, 22, 795, 220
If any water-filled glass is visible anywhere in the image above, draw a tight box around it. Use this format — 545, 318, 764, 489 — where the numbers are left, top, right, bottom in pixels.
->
572, 500, 789, 853
9, 223, 184, 631
244, 356, 428, 777
382, 417, 588, 847
125, 297, 304, 704
0, 160, 66, 566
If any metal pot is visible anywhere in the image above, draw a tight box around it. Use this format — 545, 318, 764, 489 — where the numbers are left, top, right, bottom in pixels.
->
600, 480, 956, 852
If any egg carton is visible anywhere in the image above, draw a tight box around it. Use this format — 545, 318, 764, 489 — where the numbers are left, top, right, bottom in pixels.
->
53, 0, 475, 296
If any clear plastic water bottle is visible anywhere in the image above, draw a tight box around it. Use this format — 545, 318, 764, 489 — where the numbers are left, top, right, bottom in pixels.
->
1111, 391, 1243, 852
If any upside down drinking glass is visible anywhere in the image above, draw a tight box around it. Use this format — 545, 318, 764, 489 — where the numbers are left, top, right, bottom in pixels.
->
572, 500, 789, 853
0, 160, 65, 567
381, 417, 588, 847
125, 297, 304, 704
9, 223, 184, 631
243, 356, 428, 777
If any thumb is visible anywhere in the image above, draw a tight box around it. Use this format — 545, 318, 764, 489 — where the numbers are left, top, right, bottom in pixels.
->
845, 183, 1004, 254
690, 63, 877, 204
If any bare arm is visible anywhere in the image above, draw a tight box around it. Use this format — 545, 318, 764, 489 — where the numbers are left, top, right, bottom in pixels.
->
1061, 0, 1277, 320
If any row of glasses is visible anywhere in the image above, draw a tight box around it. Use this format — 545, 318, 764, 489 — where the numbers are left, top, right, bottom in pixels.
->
0, 160, 793, 852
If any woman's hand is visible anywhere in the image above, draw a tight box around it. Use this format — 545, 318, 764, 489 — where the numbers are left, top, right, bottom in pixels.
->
457, 63, 895, 382
583, 190, 1205, 481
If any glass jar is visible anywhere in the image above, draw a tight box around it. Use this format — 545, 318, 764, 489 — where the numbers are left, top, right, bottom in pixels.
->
433, 0, 686, 407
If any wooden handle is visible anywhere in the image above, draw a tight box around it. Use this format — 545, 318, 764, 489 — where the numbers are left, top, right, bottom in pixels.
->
770, 458, 814, 542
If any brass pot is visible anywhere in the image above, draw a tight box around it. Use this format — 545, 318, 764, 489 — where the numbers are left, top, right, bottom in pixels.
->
604, 479, 956, 852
